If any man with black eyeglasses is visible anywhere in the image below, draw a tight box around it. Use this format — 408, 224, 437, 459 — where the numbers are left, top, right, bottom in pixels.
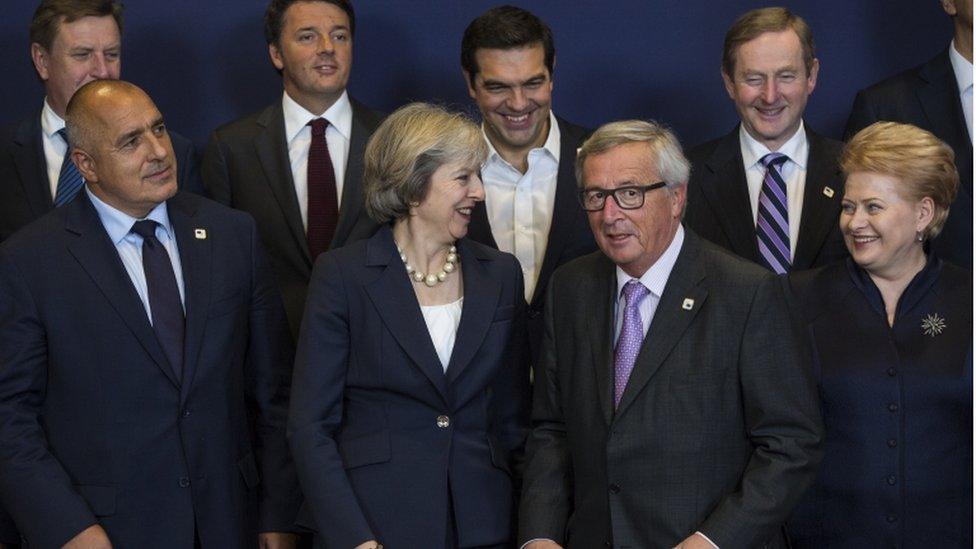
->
519, 119, 823, 549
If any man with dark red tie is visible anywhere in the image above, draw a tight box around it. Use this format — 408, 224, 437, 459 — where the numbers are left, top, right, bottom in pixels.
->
203, 0, 384, 341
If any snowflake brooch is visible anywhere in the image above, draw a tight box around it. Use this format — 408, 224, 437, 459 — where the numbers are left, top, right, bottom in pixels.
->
920, 313, 946, 337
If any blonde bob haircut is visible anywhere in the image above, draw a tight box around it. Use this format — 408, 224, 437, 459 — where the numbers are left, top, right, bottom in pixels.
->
841, 121, 958, 241
576, 119, 690, 190
363, 103, 488, 224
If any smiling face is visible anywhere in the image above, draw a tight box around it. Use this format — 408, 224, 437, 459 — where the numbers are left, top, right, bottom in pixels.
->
411, 159, 486, 243
270, 0, 352, 114
72, 87, 178, 218
583, 142, 685, 278
723, 29, 818, 151
466, 44, 553, 164
31, 15, 122, 118
841, 171, 933, 279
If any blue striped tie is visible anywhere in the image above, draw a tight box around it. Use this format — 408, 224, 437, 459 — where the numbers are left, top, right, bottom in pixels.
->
756, 153, 791, 274
54, 128, 84, 207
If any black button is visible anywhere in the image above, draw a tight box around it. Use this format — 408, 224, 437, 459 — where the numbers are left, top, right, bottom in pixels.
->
888, 403, 899, 412
527, 309, 542, 319
605, 542, 612, 547
179, 477, 190, 488
886, 475, 897, 485
182, 409, 191, 418
887, 367, 897, 377
887, 438, 897, 448
886, 514, 897, 523
609, 483, 621, 494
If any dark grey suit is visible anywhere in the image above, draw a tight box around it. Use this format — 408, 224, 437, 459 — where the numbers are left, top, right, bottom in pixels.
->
519, 229, 824, 548
202, 97, 384, 341
685, 125, 848, 271
845, 48, 973, 268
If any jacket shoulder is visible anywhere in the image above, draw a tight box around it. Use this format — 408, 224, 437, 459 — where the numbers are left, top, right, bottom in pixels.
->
555, 116, 592, 146
210, 104, 277, 142
350, 98, 386, 131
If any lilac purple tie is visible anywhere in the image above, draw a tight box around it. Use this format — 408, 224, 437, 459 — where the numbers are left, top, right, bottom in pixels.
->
614, 279, 649, 408
756, 152, 791, 274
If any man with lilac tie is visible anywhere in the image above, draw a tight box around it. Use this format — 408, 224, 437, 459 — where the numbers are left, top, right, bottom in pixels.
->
518, 119, 823, 549
685, 7, 847, 273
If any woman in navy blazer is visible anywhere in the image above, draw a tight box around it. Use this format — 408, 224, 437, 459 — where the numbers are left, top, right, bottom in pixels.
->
288, 103, 530, 549
788, 122, 972, 547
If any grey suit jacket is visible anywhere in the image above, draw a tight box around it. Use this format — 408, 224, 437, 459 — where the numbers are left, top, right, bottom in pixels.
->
519, 229, 824, 549
202, 97, 384, 341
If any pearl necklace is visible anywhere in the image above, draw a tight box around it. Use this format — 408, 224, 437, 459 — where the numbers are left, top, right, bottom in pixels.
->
396, 244, 459, 287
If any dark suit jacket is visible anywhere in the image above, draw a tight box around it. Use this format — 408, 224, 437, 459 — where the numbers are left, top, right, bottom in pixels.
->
845, 48, 973, 268
685, 125, 848, 271
203, 97, 384, 342
0, 110, 203, 244
0, 191, 299, 548
467, 117, 597, 363
519, 230, 824, 548
288, 226, 531, 548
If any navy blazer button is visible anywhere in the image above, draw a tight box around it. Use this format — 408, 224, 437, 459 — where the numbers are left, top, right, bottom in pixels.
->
436, 415, 450, 428
608, 483, 620, 494
179, 477, 190, 488
886, 475, 897, 485
887, 438, 897, 448
182, 409, 191, 418
887, 367, 897, 377
886, 514, 897, 523
888, 403, 899, 412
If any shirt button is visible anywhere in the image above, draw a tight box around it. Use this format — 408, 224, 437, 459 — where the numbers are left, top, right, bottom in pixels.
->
886, 475, 897, 485
888, 403, 899, 412
436, 415, 450, 428
887, 438, 897, 448
608, 483, 621, 494
887, 367, 897, 377
179, 477, 191, 488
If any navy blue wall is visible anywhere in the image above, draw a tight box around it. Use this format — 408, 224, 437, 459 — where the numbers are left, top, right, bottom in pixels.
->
0, 1, 951, 150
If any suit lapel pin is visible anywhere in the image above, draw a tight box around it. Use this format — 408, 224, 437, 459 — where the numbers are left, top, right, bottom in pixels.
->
822, 186, 835, 198
921, 313, 946, 337
194, 228, 207, 240
681, 298, 695, 310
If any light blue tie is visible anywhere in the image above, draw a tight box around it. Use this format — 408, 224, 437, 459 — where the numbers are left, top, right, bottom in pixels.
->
54, 128, 84, 207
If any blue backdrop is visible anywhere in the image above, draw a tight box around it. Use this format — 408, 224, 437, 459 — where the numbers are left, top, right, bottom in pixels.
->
0, 0, 951, 151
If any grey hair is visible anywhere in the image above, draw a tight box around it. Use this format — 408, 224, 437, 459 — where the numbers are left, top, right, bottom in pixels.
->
363, 102, 488, 223
575, 119, 690, 190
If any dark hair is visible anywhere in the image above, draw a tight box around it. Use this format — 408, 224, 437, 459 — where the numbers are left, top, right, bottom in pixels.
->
30, 0, 123, 51
722, 7, 815, 77
264, 0, 355, 45
461, 5, 554, 86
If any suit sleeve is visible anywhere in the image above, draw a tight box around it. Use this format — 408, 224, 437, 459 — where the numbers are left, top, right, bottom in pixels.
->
697, 275, 825, 547
844, 89, 879, 141
287, 252, 375, 547
0, 253, 98, 547
518, 276, 573, 545
244, 217, 302, 532
201, 131, 232, 206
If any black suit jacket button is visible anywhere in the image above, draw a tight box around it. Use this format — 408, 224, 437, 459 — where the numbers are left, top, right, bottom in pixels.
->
887, 438, 897, 448
182, 409, 191, 418
886, 475, 897, 485
179, 477, 191, 488
608, 483, 620, 494
527, 309, 541, 319
887, 367, 897, 377
888, 403, 899, 412
886, 514, 898, 523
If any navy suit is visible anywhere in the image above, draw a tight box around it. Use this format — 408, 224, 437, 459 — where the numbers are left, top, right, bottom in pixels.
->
0, 191, 299, 548
288, 226, 531, 548
0, 110, 203, 244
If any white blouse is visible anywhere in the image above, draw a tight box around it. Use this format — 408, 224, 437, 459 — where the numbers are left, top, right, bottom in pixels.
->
420, 297, 463, 372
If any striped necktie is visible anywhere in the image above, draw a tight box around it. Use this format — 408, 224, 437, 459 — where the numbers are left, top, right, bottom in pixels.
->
54, 128, 84, 207
756, 152, 791, 274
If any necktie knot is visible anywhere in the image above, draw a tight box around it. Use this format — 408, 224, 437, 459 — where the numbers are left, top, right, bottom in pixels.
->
760, 152, 788, 169
622, 279, 649, 309
57, 128, 70, 146
131, 219, 159, 240
308, 118, 329, 136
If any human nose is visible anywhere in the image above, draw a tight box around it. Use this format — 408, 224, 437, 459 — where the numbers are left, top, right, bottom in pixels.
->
90, 54, 111, 79
507, 87, 529, 111
599, 191, 625, 222
146, 132, 168, 160
469, 172, 485, 201
317, 34, 335, 55
842, 205, 865, 231
761, 79, 778, 104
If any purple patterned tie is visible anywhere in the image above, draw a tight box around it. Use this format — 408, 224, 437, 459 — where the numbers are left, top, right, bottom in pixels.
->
756, 152, 791, 274
614, 279, 650, 408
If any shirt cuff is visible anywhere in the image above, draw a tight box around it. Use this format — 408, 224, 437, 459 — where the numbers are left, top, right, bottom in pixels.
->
696, 531, 719, 548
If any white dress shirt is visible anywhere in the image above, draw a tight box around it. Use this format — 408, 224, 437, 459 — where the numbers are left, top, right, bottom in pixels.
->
420, 297, 463, 371
481, 111, 561, 302
948, 39, 973, 142
87, 188, 186, 321
613, 225, 685, 342
281, 89, 353, 229
739, 122, 809, 261
40, 99, 70, 200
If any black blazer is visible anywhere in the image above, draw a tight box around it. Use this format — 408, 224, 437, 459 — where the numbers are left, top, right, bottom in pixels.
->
685, 125, 848, 271
202, 97, 385, 342
288, 226, 530, 548
466, 116, 597, 363
845, 48, 973, 269
0, 110, 203, 244
519, 230, 824, 548
0, 191, 299, 548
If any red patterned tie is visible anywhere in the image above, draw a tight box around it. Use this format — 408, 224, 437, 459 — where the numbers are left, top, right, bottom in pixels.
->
306, 118, 338, 260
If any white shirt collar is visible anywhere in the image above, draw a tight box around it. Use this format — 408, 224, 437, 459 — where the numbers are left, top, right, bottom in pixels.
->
86, 187, 174, 246
949, 39, 973, 95
483, 110, 561, 167
615, 224, 685, 299
281, 89, 353, 144
739, 121, 807, 170
40, 99, 66, 140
